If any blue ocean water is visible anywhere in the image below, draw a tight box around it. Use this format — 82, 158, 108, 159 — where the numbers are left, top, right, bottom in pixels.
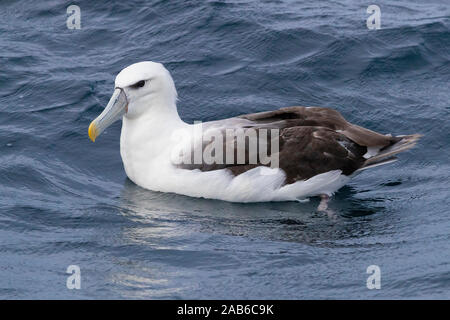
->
0, 0, 449, 299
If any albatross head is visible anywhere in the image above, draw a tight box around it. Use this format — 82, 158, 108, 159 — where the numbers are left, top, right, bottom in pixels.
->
88, 61, 177, 142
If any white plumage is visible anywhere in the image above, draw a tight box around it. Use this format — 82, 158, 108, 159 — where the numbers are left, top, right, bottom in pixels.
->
88, 61, 420, 203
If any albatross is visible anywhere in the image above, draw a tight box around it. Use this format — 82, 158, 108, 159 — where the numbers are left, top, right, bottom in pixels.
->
88, 61, 421, 207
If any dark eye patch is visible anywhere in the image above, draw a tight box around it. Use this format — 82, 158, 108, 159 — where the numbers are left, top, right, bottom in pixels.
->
130, 80, 146, 89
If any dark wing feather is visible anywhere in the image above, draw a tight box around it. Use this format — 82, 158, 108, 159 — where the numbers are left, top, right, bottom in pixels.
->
239, 106, 399, 147
178, 106, 401, 184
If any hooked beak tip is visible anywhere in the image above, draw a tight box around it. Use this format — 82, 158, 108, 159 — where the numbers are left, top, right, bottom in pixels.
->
88, 122, 97, 142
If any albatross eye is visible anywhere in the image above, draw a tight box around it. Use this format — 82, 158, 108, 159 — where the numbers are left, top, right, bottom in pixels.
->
130, 80, 146, 89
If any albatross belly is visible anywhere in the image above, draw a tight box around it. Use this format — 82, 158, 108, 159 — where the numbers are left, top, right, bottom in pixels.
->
125, 165, 349, 203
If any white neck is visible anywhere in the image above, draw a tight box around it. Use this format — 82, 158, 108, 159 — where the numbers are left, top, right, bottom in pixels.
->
119, 101, 189, 185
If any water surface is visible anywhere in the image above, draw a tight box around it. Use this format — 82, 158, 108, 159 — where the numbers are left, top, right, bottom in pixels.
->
0, 0, 449, 299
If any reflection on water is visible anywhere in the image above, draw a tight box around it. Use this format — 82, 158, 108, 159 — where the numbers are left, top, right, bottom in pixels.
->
106, 179, 392, 298
117, 179, 385, 246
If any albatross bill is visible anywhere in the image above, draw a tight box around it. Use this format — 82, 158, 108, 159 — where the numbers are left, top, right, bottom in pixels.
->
89, 88, 128, 142
87, 61, 421, 203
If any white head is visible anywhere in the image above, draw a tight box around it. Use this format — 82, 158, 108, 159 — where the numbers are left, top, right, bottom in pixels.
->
115, 61, 177, 118
88, 61, 178, 141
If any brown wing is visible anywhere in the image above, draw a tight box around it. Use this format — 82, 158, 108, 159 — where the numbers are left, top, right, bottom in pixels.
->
226, 126, 367, 183
178, 106, 401, 184
239, 106, 398, 147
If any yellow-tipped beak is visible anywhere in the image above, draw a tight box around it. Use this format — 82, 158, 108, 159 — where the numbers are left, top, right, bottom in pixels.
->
88, 121, 98, 142
88, 88, 128, 143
